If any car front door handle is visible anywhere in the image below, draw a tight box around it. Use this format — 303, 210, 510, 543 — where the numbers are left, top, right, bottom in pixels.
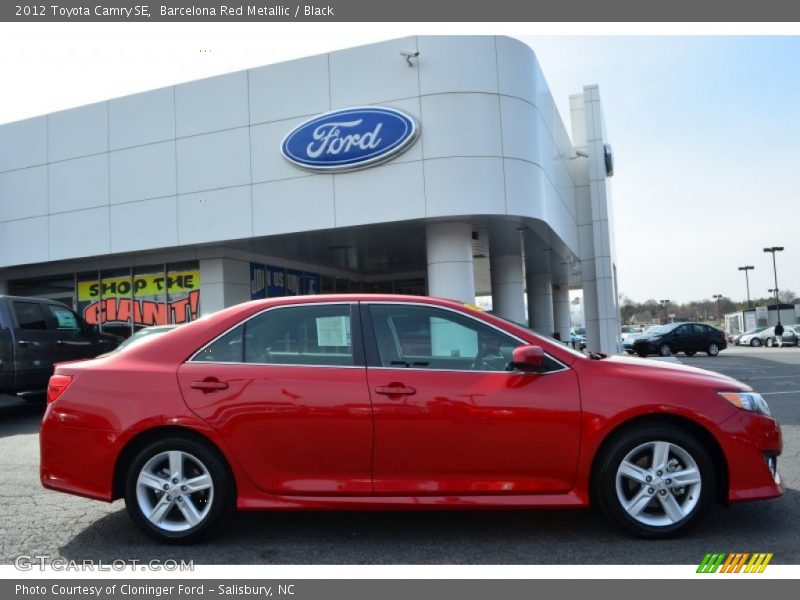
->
374, 384, 416, 397
190, 379, 229, 392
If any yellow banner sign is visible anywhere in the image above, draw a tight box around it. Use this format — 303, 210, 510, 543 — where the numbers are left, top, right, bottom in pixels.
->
78, 271, 199, 301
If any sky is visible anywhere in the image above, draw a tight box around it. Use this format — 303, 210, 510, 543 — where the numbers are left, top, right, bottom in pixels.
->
0, 25, 797, 304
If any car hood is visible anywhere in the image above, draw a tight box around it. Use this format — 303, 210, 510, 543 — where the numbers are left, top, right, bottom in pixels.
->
598, 354, 748, 390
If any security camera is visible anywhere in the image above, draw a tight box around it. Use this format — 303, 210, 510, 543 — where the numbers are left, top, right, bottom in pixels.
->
399, 51, 419, 67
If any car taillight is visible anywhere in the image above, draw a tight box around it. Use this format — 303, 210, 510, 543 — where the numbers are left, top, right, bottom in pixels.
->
47, 375, 73, 404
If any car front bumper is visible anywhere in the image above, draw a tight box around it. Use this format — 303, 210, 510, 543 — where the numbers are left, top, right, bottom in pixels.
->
717, 410, 783, 503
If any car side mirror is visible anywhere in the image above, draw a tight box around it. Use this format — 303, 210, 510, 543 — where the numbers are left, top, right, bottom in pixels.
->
507, 345, 545, 373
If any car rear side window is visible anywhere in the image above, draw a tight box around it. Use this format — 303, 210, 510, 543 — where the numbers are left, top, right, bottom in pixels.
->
243, 304, 353, 367
13, 302, 49, 331
192, 326, 244, 363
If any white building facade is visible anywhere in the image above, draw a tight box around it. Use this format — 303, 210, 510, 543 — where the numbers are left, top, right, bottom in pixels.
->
0, 36, 621, 352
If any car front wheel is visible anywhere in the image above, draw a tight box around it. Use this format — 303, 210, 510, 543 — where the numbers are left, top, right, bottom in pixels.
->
751, 338, 762, 347
658, 344, 672, 357
124, 435, 234, 543
594, 425, 714, 538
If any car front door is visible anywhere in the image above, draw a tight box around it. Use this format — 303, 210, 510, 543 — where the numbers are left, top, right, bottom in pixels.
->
363, 302, 582, 495
10, 300, 60, 392
177, 302, 373, 496
670, 324, 693, 353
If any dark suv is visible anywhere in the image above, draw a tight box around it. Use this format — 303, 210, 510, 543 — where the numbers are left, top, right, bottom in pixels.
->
0, 296, 120, 395
632, 322, 727, 357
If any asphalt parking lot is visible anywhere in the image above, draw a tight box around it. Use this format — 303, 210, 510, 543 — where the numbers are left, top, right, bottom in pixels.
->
1, 345, 798, 565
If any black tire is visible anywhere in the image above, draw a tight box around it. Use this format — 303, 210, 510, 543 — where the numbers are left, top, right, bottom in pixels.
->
637, 351, 648, 358
593, 424, 715, 539
658, 344, 672, 357
706, 343, 721, 357
684, 351, 696, 357
124, 435, 234, 544
751, 338, 761, 347
765, 337, 774, 348
625, 350, 634, 355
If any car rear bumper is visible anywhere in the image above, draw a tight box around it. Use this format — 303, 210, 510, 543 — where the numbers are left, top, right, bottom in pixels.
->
39, 404, 118, 502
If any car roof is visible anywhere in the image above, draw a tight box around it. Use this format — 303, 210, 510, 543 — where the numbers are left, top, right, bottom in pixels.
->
110, 294, 578, 367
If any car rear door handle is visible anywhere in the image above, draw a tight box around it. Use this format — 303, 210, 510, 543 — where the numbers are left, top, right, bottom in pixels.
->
374, 384, 416, 397
190, 379, 229, 392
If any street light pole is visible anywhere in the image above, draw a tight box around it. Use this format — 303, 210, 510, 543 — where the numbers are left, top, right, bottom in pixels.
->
712, 294, 723, 327
738, 265, 754, 309
660, 299, 670, 324
763, 247, 784, 325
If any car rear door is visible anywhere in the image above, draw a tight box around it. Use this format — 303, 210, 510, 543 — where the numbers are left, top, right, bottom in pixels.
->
43, 303, 102, 362
177, 302, 373, 496
363, 302, 582, 495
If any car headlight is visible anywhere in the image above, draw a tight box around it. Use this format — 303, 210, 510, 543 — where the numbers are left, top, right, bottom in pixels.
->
719, 391, 772, 417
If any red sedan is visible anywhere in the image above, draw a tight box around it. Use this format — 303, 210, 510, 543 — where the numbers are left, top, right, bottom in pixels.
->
40, 295, 783, 542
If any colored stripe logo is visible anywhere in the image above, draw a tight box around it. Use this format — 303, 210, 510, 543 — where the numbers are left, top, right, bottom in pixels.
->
697, 552, 773, 573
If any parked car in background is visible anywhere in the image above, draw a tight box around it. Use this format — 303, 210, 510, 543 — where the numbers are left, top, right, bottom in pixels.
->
0, 296, 120, 395
759, 325, 800, 348
623, 325, 660, 354
632, 322, 727, 357
620, 326, 643, 343
735, 327, 769, 346
40, 294, 782, 543
572, 327, 586, 350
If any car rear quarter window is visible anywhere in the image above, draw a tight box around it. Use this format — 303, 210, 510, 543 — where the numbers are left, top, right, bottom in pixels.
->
12, 302, 49, 331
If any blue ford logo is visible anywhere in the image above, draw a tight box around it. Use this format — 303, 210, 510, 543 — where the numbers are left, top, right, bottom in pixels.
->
280, 106, 419, 172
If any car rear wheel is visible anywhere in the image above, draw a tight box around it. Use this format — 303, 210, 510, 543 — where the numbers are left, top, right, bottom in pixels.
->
658, 344, 672, 357
124, 435, 234, 543
706, 343, 720, 357
765, 337, 775, 348
594, 425, 714, 538
751, 338, 762, 347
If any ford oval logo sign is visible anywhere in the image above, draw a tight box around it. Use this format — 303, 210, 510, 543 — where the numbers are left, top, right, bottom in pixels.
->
280, 106, 419, 172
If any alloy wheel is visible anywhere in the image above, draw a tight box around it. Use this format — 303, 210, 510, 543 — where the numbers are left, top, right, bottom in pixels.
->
135, 450, 214, 532
614, 440, 702, 528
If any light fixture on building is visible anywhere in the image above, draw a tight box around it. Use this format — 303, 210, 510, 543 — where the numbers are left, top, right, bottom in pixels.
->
399, 51, 419, 67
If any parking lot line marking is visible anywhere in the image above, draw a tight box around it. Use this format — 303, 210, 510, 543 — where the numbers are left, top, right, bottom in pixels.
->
760, 390, 800, 395
741, 374, 800, 380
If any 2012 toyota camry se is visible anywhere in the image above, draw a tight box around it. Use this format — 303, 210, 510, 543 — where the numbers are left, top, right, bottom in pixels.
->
40, 295, 783, 543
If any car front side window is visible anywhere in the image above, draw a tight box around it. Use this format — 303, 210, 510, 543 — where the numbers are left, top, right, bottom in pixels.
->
368, 304, 558, 373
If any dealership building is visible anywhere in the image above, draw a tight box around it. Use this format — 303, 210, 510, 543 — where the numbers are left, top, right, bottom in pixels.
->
0, 36, 621, 352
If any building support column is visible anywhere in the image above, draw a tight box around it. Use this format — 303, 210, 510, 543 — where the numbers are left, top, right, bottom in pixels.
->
489, 222, 526, 325
199, 257, 251, 316
425, 221, 475, 303
553, 283, 571, 342
527, 272, 554, 336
